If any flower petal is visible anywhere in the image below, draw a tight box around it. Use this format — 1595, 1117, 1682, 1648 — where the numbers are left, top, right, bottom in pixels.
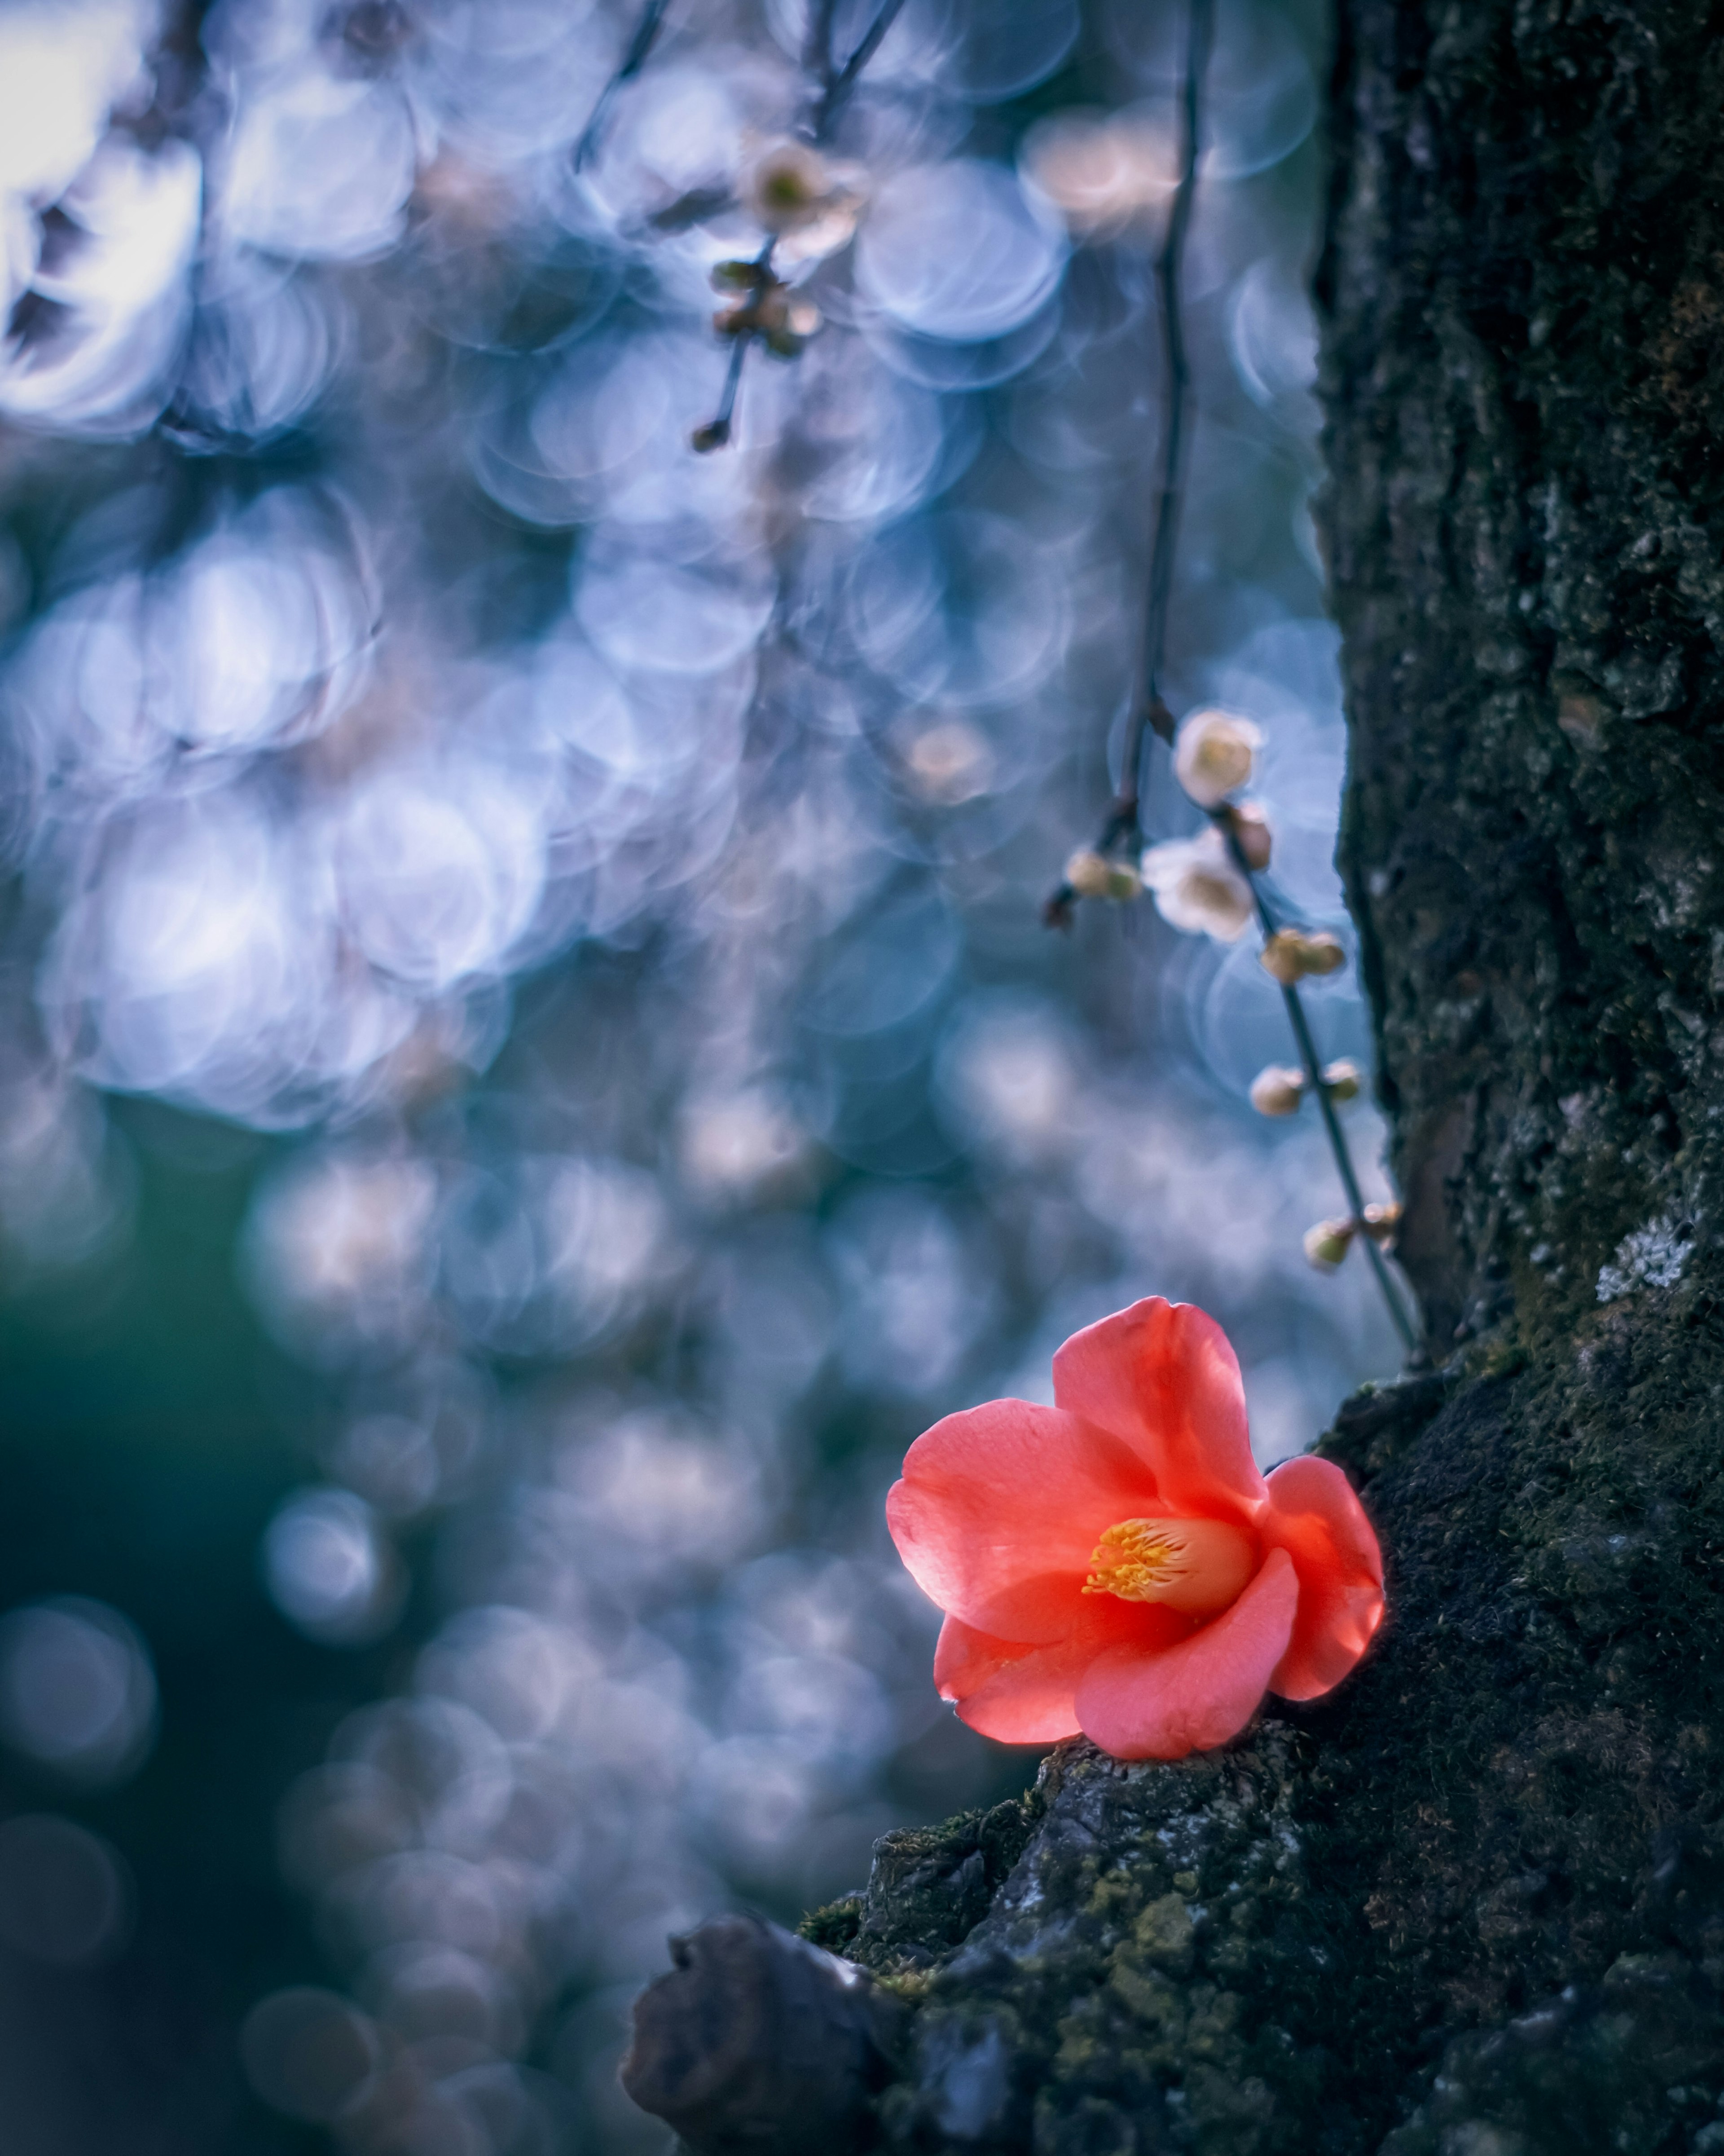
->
887, 1399, 1157, 1643
1259, 1454, 1385, 1699
1051, 1298, 1266, 1521
1074, 1546, 1298, 1760
934, 1601, 1189, 1746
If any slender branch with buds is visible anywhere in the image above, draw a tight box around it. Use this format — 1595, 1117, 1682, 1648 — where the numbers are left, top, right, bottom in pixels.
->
1044, 0, 1420, 1358
691, 0, 903, 450
1045, 0, 1214, 926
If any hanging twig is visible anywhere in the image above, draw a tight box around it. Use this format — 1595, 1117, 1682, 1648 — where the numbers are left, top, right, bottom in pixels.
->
573, 0, 675, 171
1134, 0, 1215, 737
1043, 0, 1420, 1356
692, 0, 903, 451
1045, 0, 1215, 926
810, 0, 906, 143
690, 315, 755, 452
802, 0, 840, 92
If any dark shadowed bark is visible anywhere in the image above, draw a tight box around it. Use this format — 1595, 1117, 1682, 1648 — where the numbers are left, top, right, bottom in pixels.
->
628, 5, 1724, 2150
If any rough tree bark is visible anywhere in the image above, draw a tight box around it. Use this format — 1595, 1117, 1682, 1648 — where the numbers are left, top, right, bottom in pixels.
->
627, 5, 1724, 2150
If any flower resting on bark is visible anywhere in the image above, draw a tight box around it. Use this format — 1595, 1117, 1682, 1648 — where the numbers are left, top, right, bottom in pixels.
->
885, 1297, 1384, 1760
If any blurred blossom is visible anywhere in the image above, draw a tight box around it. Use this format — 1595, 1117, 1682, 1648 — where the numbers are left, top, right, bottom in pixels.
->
936, 995, 1079, 1166
846, 511, 1065, 707
828, 1187, 995, 1399
0, 134, 200, 436
0, 1072, 133, 1271
678, 1087, 813, 1206
440, 1153, 672, 1354
856, 159, 1067, 343
1022, 106, 1178, 240
241, 1985, 383, 2125
277, 1761, 419, 1893
264, 1487, 406, 1645
897, 716, 996, 806
556, 1408, 764, 1581
218, 65, 417, 264
0, 1597, 158, 1785
16, 488, 373, 785
1101, 0, 1317, 180
338, 752, 548, 993
0, 2, 157, 212
575, 525, 775, 679
245, 1148, 438, 1362
0, 1814, 135, 1968
416, 1607, 597, 1748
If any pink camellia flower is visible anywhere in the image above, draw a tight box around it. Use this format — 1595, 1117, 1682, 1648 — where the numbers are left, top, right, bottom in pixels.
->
885, 1298, 1384, 1760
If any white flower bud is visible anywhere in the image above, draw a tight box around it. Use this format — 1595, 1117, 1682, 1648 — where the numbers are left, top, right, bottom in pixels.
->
1065, 849, 1143, 903
1139, 829, 1253, 942
1303, 1217, 1356, 1269
1173, 709, 1262, 808
1249, 1064, 1306, 1117
1322, 1058, 1363, 1102
1229, 801, 1272, 871
1362, 1201, 1403, 1244
1259, 928, 1346, 985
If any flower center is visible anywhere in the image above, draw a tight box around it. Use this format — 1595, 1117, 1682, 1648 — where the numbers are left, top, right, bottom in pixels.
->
1081, 1516, 1257, 1616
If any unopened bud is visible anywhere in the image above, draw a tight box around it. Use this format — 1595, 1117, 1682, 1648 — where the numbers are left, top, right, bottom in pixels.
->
1249, 1064, 1306, 1117
690, 418, 732, 453
1361, 1201, 1403, 1244
763, 297, 821, 357
1322, 1058, 1362, 1102
712, 270, 820, 356
1260, 928, 1346, 985
1228, 801, 1272, 871
1303, 1217, 1356, 1269
1065, 849, 1141, 902
1174, 709, 1262, 807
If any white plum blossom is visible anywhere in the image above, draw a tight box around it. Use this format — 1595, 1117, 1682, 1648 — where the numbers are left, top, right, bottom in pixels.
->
1173, 709, 1262, 807
1139, 828, 1253, 941
1249, 1064, 1305, 1117
739, 140, 864, 262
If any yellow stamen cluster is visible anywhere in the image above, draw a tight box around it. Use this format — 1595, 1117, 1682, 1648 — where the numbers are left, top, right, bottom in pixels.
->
1084, 1519, 1182, 1596
1082, 1516, 1257, 1616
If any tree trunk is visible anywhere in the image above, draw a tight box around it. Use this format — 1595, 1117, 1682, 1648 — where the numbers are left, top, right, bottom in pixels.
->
633, 6, 1724, 2150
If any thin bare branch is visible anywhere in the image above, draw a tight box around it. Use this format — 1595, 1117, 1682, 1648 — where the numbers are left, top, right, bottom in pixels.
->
811, 0, 906, 143
574, 0, 674, 172
1046, 0, 1214, 918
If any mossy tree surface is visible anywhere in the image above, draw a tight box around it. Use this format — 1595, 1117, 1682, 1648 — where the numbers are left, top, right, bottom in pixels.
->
778, 5, 1724, 2151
